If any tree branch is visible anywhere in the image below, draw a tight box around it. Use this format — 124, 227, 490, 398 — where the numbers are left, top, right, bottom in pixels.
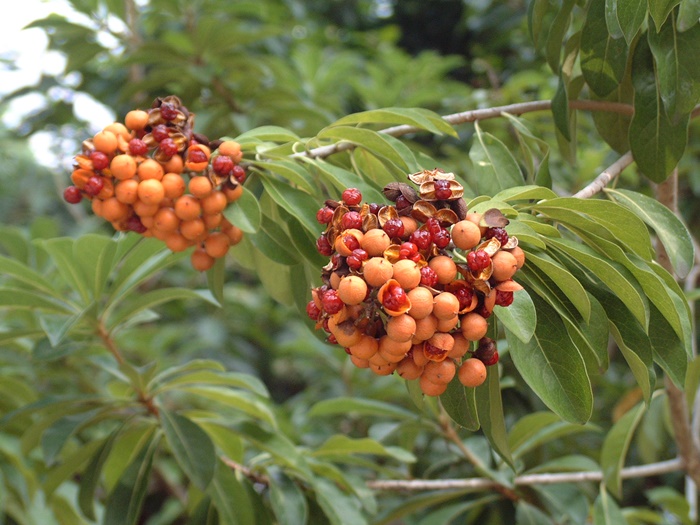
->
572, 151, 634, 199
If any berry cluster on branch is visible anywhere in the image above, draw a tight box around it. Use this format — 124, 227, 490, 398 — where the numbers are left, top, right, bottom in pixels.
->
308, 170, 526, 395
63, 96, 246, 271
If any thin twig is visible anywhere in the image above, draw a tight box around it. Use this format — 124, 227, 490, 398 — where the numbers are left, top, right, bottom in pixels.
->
220, 456, 270, 486
366, 458, 684, 491
572, 151, 634, 199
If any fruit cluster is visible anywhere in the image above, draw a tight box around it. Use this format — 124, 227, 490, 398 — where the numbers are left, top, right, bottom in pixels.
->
63, 95, 246, 271
307, 169, 525, 396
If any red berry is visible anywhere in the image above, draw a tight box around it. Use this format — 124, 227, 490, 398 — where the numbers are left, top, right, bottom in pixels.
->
383, 218, 405, 239
128, 138, 149, 156
306, 300, 321, 321
84, 176, 105, 197
125, 215, 147, 233
159, 137, 179, 158
151, 124, 169, 142
455, 286, 474, 310
232, 165, 246, 183
188, 149, 207, 164
434, 179, 452, 200
426, 218, 441, 236
495, 290, 514, 307
399, 242, 418, 260
63, 186, 83, 204
316, 235, 334, 256
396, 195, 411, 210
321, 289, 344, 314
433, 229, 450, 249
368, 203, 380, 215
316, 207, 334, 224
213, 155, 234, 176
340, 211, 362, 231
89, 151, 110, 171
342, 188, 362, 206
160, 102, 178, 121
474, 337, 499, 366
410, 230, 432, 251
420, 266, 439, 287
382, 283, 409, 312
485, 227, 509, 246
341, 233, 361, 252
347, 248, 368, 270
467, 250, 491, 272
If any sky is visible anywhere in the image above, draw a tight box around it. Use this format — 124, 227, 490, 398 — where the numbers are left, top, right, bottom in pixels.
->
1, 0, 115, 167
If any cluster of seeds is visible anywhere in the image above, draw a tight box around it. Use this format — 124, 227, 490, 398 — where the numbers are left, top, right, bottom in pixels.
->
63, 95, 246, 271
307, 169, 526, 396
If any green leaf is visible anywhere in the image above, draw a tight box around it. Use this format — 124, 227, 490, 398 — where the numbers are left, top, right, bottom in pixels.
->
649, 0, 682, 31
38, 238, 91, 303
0, 254, 60, 297
552, 73, 572, 141
601, 400, 647, 498
0, 288, 74, 314
180, 386, 278, 429
469, 122, 524, 196
260, 176, 320, 236
678, 0, 700, 30
649, 303, 689, 386
475, 365, 514, 467
439, 378, 479, 431
41, 407, 109, 465
103, 432, 160, 525
630, 38, 690, 182
503, 220, 547, 249
308, 397, 417, 420
223, 185, 262, 233
306, 159, 386, 204
106, 288, 219, 330
160, 409, 216, 490
151, 369, 269, 398
317, 126, 408, 170
312, 477, 368, 525
330, 107, 457, 137
206, 256, 226, 305
311, 435, 416, 463
524, 454, 602, 474
582, 0, 629, 96
74, 234, 118, 300
257, 159, 318, 195
648, 19, 700, 119
507, 295, 593, 424
594, 484, 627, 524
516, 500, 557, 524
605, 189, 694, 278
268, 469, 308, 525
43, 437, 103, 498
235, 125, 300, 143
509, 412, 599, 460
374, 490, 488, 525
492, 185, 558, 203
207, 459, 255, 525
616, 0, 649, 43
79, 423, 125, 520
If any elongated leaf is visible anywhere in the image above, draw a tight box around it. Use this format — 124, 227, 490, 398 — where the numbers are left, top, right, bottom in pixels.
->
312, 477, 368, 525
223, 184, 262, 233
311, 435, 416, 463
517, 500, 556, 524
475, 366, 514, 466
582, 0, 629, 96
308, 397, 417, 420
160, 409, 216, 490
0, 254, 59, 297
317, 126, 408, 170
649, 0, 682, 31
151, 369, 269, 398
79, 424, 125, 520
594, 484, 627, 524
260, 176, 320, 236
600, 400, 647, 498
0, 287, 74, 314
630, 38, 690, 182
469, 123, 524, 195
678, 0, 700, 30
208, 459, 255, 525
258, 159, 317, 195
439, 379, 479, 431
107, 288, 219, 329
306, 159, 386, 204
649, 304, 689, 386
494, 289, 536, 344
616, 0, 648, 43
524, 455, 601, 474
41, 407, 109, 465
493, 185, 558, 203
235, 125, 300, 143
180, 386, 278, 428
38, 237, 91, 303
269, 469, 308, 525
373, 489, 483, 525
43, 437, 103, 498
103, 432, 160, 525
206, 256, 226, 305
74, 234, 118, 300
605, 188, 694, 278
507, 295, 593, 424
509, 412, 599, 460
330, 107, 457, 137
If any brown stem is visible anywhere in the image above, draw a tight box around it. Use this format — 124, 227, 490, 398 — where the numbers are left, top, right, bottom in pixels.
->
220, 456, 270, 486
655, 171, 700, 487
97, 321, 125, 366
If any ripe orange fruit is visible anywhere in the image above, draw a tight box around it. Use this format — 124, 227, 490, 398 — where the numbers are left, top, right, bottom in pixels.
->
461, 312, 489, 341
399, 216, 418, 238
137, 179, 165, 205
466, 212, 487, 235
164, 232, 191, 252
428, 255, 458, 285
162, 173, 186, 199
101, 197, 130, 222
510, 246, 526, 269
396, 355, 424, 380
201, 191, 228, 215
93, 130, 118, 154
432, 292, 460, 320
424, 332, 454, 362
451, 220, 482, 250
191, 248, 215, 271
412, 314, 438, 343
422, 359, 456, 384
363, 257, 394, 287
103, 122, 130, 140
204, 232, 231, 258
203, 213, 223, 229
115, 179, 139, 204
153, 207, 180, 232
392, 259, 421, 290
360, 229, 391, 257
163, 154, 184, 174
337, 275, 368, 306
174, 195, 202, 221
189, 176, 213, 198
458, 358, 487, 388
350, 355, 370, 369
137, 158, 164, 181
110, 154, 137, 180
407, 287, 434, 320
180, 218, 207, 241
419, 375, 447, 396
370, 361, 398, 376
491, 251, 518, 281
448, 332, 471, 359
133, 200, 160, 217
436, 315, 459, 333
124, 110, 149, 131
348, 335, 379, 360
218, 140, 243, 162
223, 184, 243, 203
223, 224, 244, 245
386, 314, 417, 343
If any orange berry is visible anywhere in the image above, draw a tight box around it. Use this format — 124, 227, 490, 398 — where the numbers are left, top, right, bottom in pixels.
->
451, 220, 482, 250
337, 275, 368, 306
466, 212, 487, 235
91, 198, 104, 217
137, 179, 165, 205
164, 232, 192, 252
133, 200, 160, 217
362, 257, 394, 288
419, 375, 447, 396
424, 332, 455, 362
392, 259, 421, 290
334, 229, 363, 256
140, 215, 155, 229
93, 130, 118, 154
162, 173, 186, 199
386, 314, 417, 343
510, 246, 526, 269
399, 216, 418, 239
70, 168, 91, 189
448, 333, 471, 359
423, 359, 456, 384
436, 315, 459, 333
329, 317, 363, 348
370, 361, 398, 376
350, 355, 370, 369
491, 251, 518, 281
432, 292, 460, 320
203, 213, 223, 229
110, 154, 137, 180
348, 335, 379, 360
191, 248, 215, 271
189, 176, 213, 198
124, 109, 149, 131
163, 154, 184, 174
407, 287, 434, 320
96, 178, 115, 200
412, 343, 430, 367
174, 195, 202, 221
413, 315, 438, 343
180, 218, 207, 241
396, 356, 424, 380
204, 232, 231, 258
461, 312, 489, 341
428, 255, 458, 285
223, 224, 244, 245
153, 207, 180, 232
201, 191, 228, 215
218, 140, 243, 162
137, 158, 164, 181
360, 229, 391, 257
223, 184, 243, 203
115, 179, 139, 204
458, 358, 487, 388
101, 197, 130, 222
103, 122, 130, 140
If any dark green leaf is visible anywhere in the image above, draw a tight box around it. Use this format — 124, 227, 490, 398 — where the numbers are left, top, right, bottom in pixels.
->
600, 400, 646, 498
79, 424, 125, 520
330, 107, 457, 137
260, 176, 320, 236
308, 397, 417, 420
649, 0, 682, 31
373, 489, 487, 525
0, 254, 59, 297
307, 159, 386, 204
317, 126, 408, 170
494, 289, 536, 344
524, 455, 601, 474
311, 435, 416, 463
552, 73, 571, 141
509, 412, 599, 460
41, 407, 109, 465
616, 0, 649, 43
678, 0, 700, 30
257, 159, 318, 195
180, 386, 277, 428
469, 122, 524, 196
475, 365, 514, 467
269, 469, 308, 525
630, 38, 690, 182
507, 295, 593, 424
38, 238, 91, 303
208, 459, 255, 525
439, 379, 480, 431
649, 304, 689, 386
74, 234, 118, 300
206, 256, 226, 305
160, 409, 217, 490
235, 125, 300, 143
312, 477, 368, 525
594, 484, 627, 524
582, 0, 629, 96
223, 184, 262, 234
516, 501, 556, 524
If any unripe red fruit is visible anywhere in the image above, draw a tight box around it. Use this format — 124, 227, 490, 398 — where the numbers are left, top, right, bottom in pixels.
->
129, 138, 149, 156
434, 179, 452, 200
89, 151, 110, 170
467, 250, 491, 272
383, 218, 405, 239
151, 125, 169, 142
84, 176, 105, 197
306, 300, 321, 320
420, 266, 439, 287
316, 235, 333, 256
316, 206, 334, 224
232, 165, 246, 183
342, 188, 362, 206
321, 289, 344, 315
346, 248, 368, 270
495, 290, 514, 307
474, 337, 499, 366
63, 186, 83, 204
160, 102, 178, 121
382, 283, 409, 312
410, 229, 432, 250
341, 211, 362, 231
485, 227, 508, 246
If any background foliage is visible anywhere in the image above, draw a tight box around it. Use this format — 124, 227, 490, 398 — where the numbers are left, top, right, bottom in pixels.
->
1, 0, 699, 524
